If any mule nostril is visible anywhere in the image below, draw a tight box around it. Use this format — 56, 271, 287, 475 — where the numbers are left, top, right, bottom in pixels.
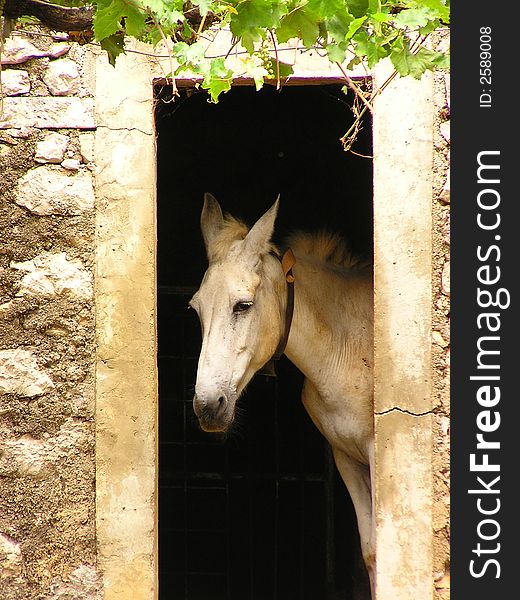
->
217, 395, 227, 413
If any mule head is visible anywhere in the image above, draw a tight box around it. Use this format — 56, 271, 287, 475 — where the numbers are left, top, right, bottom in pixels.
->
190, 193, 286, 432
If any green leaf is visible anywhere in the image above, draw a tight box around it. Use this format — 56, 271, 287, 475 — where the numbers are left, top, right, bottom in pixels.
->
171, 41, 190, 64
390, 41, 449, 78
393, 7, 438, 29
415, 46, 450, 70
417, 0, 450, 23
202, 57, 233, 103
94, 0, 146, 41
307, 0, 349, 19
186, 42, 206, 64
266, 58, 294, 78
143, 0, 184, 16
326, 42, 348, 62
390, 40, 410, 75
419, 19, 440, 36
240, 56, 267, 90
325, 10, 354, 44
370, 11, 391, 23
277, 6, 320, 47
346, 54, 362, 70
142, 0, 184, 29
124, 2, 147, 37
172, 41, 206, 66
142, 0, 168, 12
346, 0, 369, 18
99, 33, 126, 66
345, 15, 366, 39
242, 30, 263, 55
353, 30, 388, 67
192, 0, 213, 17
230, 0, 286, 53
94, 0, 123, 40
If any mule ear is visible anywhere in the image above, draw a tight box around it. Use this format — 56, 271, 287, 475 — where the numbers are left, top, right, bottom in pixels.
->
243, 195, 279, 256
201, 192, 224, 256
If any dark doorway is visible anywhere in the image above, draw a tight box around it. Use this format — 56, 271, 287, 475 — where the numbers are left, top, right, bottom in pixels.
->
156, 84, 372, 600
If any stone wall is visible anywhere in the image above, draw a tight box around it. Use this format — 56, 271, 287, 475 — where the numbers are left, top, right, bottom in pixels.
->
0, 34, 101, 598
432, 65, 451, 598
1, 28, 451, 600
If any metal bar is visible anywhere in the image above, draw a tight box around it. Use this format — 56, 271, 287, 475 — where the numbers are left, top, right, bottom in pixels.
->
158, 293, 342, 599
184, 571, 232, 576
225, 443, 231, 599
274, 378, 279, 600
249, 479, 254, 600
299, 479, 305, 599
167, 528, 228, 534
157, 285, 198, 295
182, 360, 188, 600
165, 471, 328, 482
298, 407, 304, 599
325, 446, 335, 590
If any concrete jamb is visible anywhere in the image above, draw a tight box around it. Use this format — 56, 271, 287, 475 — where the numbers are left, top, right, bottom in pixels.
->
372, 59, 434, 599
93, 48, 158, 600
90, 40, 436, 599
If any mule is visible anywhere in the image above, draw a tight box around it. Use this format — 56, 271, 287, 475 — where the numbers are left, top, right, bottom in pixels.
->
190, 193, 375, 596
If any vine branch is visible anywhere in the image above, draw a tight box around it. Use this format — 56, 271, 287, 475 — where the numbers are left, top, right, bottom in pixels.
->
2, 1, 450, 151
268, 29, 280, 90
153, 15, 178, 97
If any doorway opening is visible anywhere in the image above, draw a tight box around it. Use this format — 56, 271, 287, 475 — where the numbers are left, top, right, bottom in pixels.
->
156, 84, 372, 599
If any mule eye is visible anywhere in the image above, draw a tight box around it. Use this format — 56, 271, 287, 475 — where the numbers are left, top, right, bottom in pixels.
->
233, 301, 253, 313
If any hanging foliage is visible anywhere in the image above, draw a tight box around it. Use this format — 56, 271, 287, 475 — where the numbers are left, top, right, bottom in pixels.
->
2, 1, 449, 148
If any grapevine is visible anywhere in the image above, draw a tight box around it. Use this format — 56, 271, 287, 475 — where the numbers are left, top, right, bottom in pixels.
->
1, 1, 450, 149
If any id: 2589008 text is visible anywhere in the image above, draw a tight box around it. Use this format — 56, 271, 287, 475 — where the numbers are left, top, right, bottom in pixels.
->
480, 27, 492, 108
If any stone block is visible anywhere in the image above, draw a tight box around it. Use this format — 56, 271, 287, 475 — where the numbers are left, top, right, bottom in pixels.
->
14, 165, 94, 215
61, 158, 81, 171
440, 121, 450, 144
48, 565, 102, 599
0, 435, 49, 479
35, 132, 69, 164
0, 420, 90, 480
0, 127, 36, 140
441, 261, 450, 295
0, 98, 94, 129
11, 252, 93, 299
0, 38, 47, 64
1, 37, 70, 65
43, 58, 81, 96
2, 69, 30, 96
79, 132, 95, 163
438, 168, 450, 204
0, 348, 54, 397
0, 532, 23, 580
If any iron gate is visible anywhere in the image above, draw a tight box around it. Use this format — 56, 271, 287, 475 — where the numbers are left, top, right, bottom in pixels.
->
158, 286, 355, 599
155, 83, 373, 599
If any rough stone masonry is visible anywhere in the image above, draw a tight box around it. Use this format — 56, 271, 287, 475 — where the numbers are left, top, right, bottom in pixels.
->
0, 26, 451, 600
0, 32, 101, 599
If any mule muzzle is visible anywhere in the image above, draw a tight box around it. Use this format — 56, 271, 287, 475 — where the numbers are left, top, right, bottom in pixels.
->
193, 391, 235, 432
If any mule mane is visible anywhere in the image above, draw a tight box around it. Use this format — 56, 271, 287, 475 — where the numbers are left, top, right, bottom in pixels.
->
208, 215, 248, 261
286, 231, 369, 271
211, 215, 366, 272
210, 214, 277, 262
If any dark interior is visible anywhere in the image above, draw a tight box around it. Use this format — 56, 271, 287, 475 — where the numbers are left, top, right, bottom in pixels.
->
156, 84, 372, 600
